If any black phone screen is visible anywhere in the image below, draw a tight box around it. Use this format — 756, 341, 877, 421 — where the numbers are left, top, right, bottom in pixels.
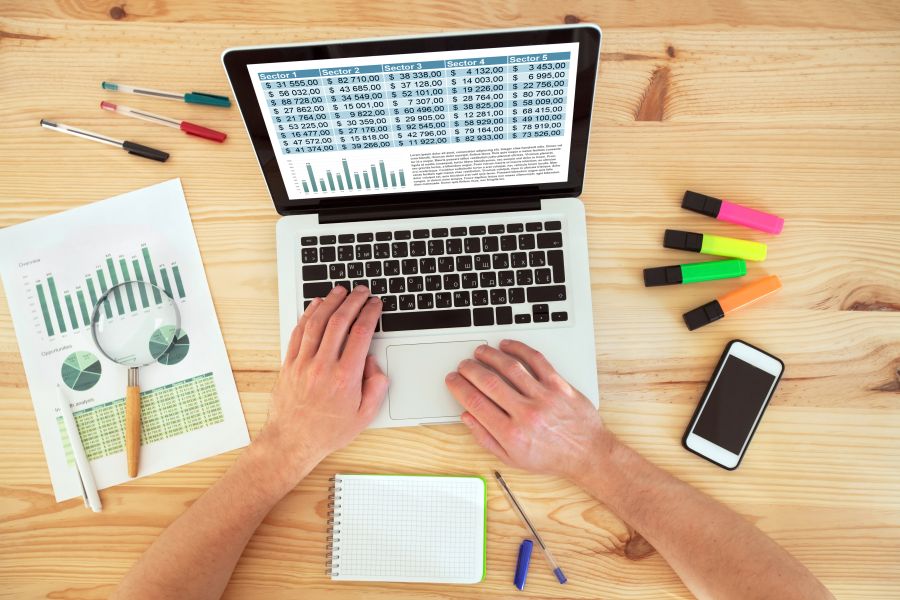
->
692, 356, 777, 454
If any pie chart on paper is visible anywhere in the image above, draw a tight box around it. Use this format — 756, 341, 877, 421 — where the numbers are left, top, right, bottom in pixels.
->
61, 351, 102, 392
150, 326, 190, 366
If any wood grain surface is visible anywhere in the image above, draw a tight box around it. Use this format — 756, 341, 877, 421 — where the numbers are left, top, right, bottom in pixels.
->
1, 1, 899, 598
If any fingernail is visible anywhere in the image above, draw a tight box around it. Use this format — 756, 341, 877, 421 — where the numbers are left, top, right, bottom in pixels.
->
446, 372, 459, 382
475, 344, 489, 355
499, 339, 511, 347
330, 285, 346, 296
368, 296, 381, 304
354, 284, 368, 292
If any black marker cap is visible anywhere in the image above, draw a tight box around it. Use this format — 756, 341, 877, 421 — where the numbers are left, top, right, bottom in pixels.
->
643, 265, 683, 287
683, 300, 725, 331
682, 191, 723, 218
123, 140, 169, 162
664, 229, 703, 253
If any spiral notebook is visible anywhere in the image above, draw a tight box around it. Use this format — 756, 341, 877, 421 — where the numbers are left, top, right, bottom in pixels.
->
327, 474, 486, 584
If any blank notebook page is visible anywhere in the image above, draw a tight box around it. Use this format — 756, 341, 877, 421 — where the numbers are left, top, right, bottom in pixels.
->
329, 474, 486, 583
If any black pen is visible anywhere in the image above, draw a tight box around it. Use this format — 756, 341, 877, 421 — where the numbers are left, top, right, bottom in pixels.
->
40, 119, 169, 162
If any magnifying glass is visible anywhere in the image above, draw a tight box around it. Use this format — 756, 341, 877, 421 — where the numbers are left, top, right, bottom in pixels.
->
90, 281, 180, 478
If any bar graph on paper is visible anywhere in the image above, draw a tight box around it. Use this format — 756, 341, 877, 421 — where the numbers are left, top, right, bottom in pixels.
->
29, 243, 186, 339
301, 158, 407, 194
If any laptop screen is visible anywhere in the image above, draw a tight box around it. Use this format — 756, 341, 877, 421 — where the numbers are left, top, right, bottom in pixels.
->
224, 27, 600, 214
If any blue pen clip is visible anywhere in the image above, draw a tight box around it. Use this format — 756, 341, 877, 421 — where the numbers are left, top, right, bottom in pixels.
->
514, 539, 533, 591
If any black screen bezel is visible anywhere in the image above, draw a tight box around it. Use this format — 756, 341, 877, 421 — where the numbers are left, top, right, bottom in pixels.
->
222, 25, 601, 216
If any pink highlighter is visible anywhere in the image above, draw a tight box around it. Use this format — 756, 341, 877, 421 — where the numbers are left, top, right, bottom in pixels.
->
682, 191, 784, 234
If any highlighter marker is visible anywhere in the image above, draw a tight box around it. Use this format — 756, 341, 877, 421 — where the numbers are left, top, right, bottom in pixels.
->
644, 259, 746, 287
664, 229, 767, 262
682, 191, 784, 234
683, 275, 782, 330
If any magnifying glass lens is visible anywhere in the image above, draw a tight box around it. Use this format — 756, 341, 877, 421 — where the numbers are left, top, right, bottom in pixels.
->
91, 281, 180, 366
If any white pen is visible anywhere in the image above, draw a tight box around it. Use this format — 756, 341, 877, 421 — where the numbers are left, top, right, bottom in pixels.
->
56, 385, 102, 512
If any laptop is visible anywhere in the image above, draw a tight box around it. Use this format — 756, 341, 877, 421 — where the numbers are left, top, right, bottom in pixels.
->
222, 25, 601, 427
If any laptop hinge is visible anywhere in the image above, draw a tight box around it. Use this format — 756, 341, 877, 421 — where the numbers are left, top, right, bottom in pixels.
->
317, 197, 542, 224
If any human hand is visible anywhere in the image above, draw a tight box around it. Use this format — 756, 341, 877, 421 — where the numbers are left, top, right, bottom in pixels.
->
256, 285, 388, 489
445, 340, 608, 480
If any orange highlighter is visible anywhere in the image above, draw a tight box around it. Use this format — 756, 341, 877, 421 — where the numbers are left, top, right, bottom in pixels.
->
683, 275, 782, 330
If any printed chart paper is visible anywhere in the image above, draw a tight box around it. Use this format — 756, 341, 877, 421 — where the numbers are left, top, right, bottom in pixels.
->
0, 179, 249, 501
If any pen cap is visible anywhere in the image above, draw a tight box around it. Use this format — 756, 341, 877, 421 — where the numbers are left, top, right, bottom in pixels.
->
514, 539, 533, 591
683, 300, 726, 331
663, 229, 704, 253
180, 121, 227, 142
643, 265, 683, 286
682, 191, 723, 218
717, 274, 782, 313
184, 92, 231, 107
122, 141, 169, 162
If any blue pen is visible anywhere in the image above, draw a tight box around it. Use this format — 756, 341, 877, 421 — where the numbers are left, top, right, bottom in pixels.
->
495, 471, 568, 584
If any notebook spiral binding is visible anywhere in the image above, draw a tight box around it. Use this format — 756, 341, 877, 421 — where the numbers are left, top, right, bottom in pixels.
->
325, 476, 343, 576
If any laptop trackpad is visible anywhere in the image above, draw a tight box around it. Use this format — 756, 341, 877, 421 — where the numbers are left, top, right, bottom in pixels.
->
387, 340, 486, 421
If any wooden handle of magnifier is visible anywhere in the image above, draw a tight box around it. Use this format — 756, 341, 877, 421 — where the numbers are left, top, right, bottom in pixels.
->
126, 385, 141, 478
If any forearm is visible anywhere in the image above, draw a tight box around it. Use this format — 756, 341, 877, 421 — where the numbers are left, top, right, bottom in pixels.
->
576, 433, 833, 600
111, 438, 310, 600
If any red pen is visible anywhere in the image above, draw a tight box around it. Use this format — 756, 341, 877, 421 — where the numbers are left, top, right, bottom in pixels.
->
100, 101, 227, 142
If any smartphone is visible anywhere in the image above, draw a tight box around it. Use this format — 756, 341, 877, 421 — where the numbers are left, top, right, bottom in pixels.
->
682, 340, 784, 470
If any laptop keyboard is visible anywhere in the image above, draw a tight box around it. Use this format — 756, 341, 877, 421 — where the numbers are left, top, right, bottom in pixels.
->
298, 219, 568, 333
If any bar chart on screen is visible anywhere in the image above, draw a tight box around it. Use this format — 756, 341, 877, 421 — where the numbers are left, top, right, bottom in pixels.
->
300, 157, 407, 194
27, 243, 187, 339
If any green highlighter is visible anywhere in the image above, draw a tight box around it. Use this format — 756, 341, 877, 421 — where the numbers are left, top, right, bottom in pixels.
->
644, 259, 747, 287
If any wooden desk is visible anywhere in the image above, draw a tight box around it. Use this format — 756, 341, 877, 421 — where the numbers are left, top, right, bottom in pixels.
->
1, 1, 898, 598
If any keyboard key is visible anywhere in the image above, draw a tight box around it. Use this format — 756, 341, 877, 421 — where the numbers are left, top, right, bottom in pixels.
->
357, 232, 373, 242
456, 255, 473, 271
352, 279, 368, 289
446, 238, 463, 254
399, 294, 416, 310
417, 293, 434, 309
450, 227, 467, 236
496, 306, 513, 325
515, 313, 531, 324
365, 262, 382, 277
436, 292, 452, 308
371, 278, 387, 294
492, 253, 509, 269
443, 274, 461, 290
548, 250, 565, 283
488, 224, 504, 234
329, 264, 346, 279
500, 235, 517, 251
464, 238, 481, 253
374, 243, 390, 259
473, 307, 494, 326
511, 252, 528, 268
469, 225, 486, 235
410, 241, 426, 256
427, 239, 445, 255
490, 289, 507, 305
389, 278, 405, 293
533, 303, 549, 315
319, 235, 336, 245
335, 280, 351, 293
394, 230, 411, 240
480, 272, 497, 288
355, 244, 372, 260
413, 229, 430, 239
482, 236, 499, 252
461, 273, 478, 289
526, 222, 543, 232
438, 257, 455, 272
302, 281, 332, 298
302, 265, 328, 281
419, 257, 437, 273
382, 308, 471, 332
529, 251, 546, 267
301, 236, 317, 246
528, 286, 567, 302
391, 242, 408, 258
534, 312, 550, 323
516, 270, 533, 286
498, 270, 515, 286
375, 231, 392, 241
406, 276, 424, 292
453, 291, 471, 307
509, 287, 525, 303
301, 248, 318, 263
552, 311, 568, 321
518, 234, 536, 250
431, 228, 449, 238
425, 275, 442, 291
383, 260, 400, 276
507, 223, 524, 233
401, 259, 418, 274
472, 290, 489, 306
382, 295, 397, 311
535, 268, 552, 284
537, 232, 563, 248
320, 246, 336, 262
348, 262, 364, 278
338, 245, 354, 261
338, 234, 354, 243
474, 254, 491, 270
545, 221, 562, 231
